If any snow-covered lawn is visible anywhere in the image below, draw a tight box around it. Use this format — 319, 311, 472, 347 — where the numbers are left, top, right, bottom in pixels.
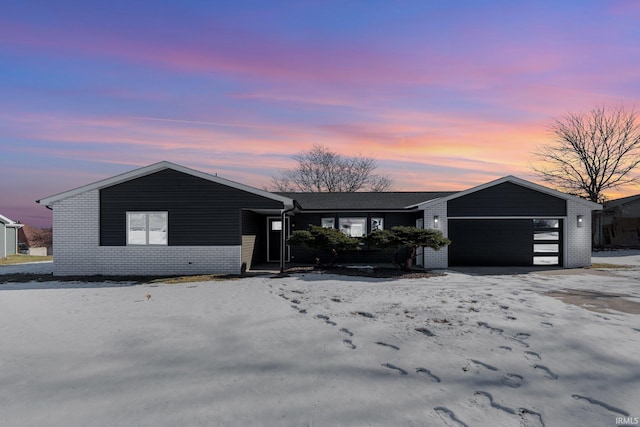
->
1, 260, 639, 426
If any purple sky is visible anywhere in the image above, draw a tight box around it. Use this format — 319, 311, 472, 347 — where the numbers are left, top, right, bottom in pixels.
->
1, 1, 639, 228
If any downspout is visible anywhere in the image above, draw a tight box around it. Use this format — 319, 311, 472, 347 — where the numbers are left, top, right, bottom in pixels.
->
280, 201, 300, 274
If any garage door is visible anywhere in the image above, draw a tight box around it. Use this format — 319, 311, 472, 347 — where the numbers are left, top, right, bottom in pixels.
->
448, 219, 562, 267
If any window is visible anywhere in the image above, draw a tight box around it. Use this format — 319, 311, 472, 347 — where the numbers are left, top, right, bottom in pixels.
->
127, 212, 167, 245
321, 218, 335, 229
533, 219, 559, 228
339, 218, 367, 237
371, 218, 384, 231
533, 218, 560, 266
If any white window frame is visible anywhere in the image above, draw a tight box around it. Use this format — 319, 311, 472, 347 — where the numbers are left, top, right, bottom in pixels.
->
127, 212, 168, 246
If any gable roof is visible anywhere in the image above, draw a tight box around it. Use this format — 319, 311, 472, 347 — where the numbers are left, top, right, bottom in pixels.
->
37, 161, 295, 208
603, 193, 640, 209
278, 191, 455, 210
415, 175, 603, 210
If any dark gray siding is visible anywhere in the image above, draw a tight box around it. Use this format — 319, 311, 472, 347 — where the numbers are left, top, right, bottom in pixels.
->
448, 219, 534, 266
448, 182, 566, 217
100, 169, 284, 246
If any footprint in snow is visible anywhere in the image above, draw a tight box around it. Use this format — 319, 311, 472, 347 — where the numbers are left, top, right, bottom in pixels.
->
352, 311, 375, 318
381, 363, 408, 375
501, 373, 524, 388
339, 327, 353, 337
514, 332, 530, 340
571, 394, 629, 417
534, 364, 558, 380
473, 390, 516, 415
540, 322, 553, 328
469, 359, 498, 371
316, 314, 336, 326
375, 341, 400, 350
342, 339, 356, 350
518, 408, 545, 427
508, 336, 530, 348
477, 322, 504, 334
524, 351, 541, 361
434, 407, 469, 427
475, 389, 547, 426
415, 327, 436, 337
416, 367, 440, 383
498, 345, 512, 352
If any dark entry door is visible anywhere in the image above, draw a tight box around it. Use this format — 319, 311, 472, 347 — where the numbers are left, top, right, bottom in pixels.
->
267, 217, 290, 262
448, 219, 534, 266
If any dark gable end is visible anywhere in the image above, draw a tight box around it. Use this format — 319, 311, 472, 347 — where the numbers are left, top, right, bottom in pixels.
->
447, 182, 567, 217
100, 169, 284, 246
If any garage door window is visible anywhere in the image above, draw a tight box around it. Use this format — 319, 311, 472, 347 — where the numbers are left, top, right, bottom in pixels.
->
533, 219, 560, 265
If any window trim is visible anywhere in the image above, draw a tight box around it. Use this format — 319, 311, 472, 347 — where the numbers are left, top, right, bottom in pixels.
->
126, 211, 168, 246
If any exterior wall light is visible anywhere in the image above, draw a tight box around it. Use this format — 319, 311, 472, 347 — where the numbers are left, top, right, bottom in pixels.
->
577, 215, 584, 228
433, 215, 440, 228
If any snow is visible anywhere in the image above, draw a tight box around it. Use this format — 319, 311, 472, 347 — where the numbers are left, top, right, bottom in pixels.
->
1, 256, 639, 426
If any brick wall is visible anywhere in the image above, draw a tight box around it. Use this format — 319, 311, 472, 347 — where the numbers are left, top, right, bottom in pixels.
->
421, 201, 449, 269
565, 201, 594, 268
52, 190, 242, 276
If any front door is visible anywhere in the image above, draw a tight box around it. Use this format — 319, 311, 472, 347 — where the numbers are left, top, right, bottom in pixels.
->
267, 217, 290, 262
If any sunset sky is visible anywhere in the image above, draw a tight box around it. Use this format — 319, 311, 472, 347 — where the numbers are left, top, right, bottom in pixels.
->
2, 1, 639, 227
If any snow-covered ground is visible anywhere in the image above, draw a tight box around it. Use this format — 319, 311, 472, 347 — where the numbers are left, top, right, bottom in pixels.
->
1, 257, 639, 426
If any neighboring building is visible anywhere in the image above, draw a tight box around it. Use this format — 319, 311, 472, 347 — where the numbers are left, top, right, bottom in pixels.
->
37, 161, 602, 276
17, 224, 53, 256
594, 194, 640, 247
0, 214, 23, 258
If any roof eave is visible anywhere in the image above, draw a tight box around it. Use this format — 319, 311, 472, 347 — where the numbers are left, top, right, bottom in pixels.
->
416, 176, 603, 210
36, 161, 295, 208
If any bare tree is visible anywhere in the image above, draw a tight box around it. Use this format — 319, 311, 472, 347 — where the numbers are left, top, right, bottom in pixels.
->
533, 105, 640, 203
271, 144, 393, 192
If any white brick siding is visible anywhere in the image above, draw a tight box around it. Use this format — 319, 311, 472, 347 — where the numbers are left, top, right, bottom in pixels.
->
421, 200, 449, 269
51, 190, 242, 276
565, 201, 594, 268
